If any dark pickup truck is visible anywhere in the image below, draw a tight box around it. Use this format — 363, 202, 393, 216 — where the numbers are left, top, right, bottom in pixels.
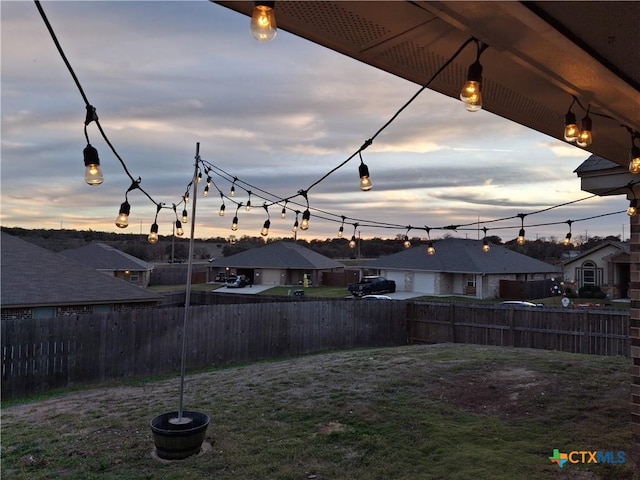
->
348, 276, 396, 297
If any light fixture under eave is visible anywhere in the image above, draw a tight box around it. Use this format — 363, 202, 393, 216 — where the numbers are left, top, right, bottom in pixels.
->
576, 107, 593, 148
250, 1, 277, 42
460, 41, 487, 113
148, 222, 159, 244
628, 132, 640, 174
563, 109, 579, 143
115, 201, 130, 228
83, 144, 104, 185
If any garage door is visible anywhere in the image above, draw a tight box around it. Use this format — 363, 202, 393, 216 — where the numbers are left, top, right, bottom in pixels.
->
384, 271, 406, 291
413, 273, 435, 294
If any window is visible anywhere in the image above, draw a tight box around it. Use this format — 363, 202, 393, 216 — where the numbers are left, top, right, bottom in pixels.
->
577, 261, 602, 287
465, 275, 476, 287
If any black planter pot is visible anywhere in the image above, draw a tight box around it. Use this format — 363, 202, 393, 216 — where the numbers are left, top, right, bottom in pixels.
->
150, 411, 210, 460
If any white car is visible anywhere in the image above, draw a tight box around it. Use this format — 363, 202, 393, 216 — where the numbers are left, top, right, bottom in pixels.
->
362, 295, 392, 300
499, 301, 543, 307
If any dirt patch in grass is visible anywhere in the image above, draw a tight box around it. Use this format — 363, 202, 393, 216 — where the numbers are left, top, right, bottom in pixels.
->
1, 344, 636, 480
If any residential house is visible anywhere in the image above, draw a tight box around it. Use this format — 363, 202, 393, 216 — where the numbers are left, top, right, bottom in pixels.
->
562, 240, 630, 299
365, 237, 561, 299
1, 233, 161, 319
59, 242, 154, 287
207, 241, 345, 286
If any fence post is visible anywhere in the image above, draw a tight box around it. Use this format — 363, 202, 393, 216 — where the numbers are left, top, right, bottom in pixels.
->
449, 304, 456, 343
508, 308, 515, 347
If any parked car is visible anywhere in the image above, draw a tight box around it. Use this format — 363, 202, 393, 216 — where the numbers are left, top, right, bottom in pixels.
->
226, 275, 248, 288
362, 295, 392, 300
214, 273, 231, 283
499, 301, 543, 307
347, 276, 396, 297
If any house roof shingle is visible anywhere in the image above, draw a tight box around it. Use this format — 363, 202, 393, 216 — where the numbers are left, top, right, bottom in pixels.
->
208, 241, 344, 270
59, 243, 154, 271
1, 233, 161, 308
368, 237, 560, 274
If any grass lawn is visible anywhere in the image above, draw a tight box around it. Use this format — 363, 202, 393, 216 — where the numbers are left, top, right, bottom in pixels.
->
1, 344, 635, 479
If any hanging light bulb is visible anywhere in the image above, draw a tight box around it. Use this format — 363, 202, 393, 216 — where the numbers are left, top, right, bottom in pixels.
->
482, 238, 490, 252
115, 201, 130, 228
460, 59, 483, 112
206, 176, 212, 188
300, 209, 310, 230
230, 185, 236, 197
197, 171, 202, 183
261, 219, 271, 237
338, 225, 344, 238
175, 220, 184, 236
281, 204, 287, 219
563, 220, 573, 246
349, 235, 357, 249
292, 218, 298, 233
576, 109, 593, 148
148, 223, 159, 244
246, 192, 252, 212
219, 203, 226, 216
404, 236, 411, 248
627, 199, 638, 217
359, 160, 373, 191
629, 138, 640, 174
83, 144, 104, 185
203, 185, 209, 197
182, 208, 188, 224
183, 193, 189, 204
231, 216, 239, 231
563, 109, 579, 143
517, 228, 526, 245
427, 241, 436, 255
250, 1, 277, 42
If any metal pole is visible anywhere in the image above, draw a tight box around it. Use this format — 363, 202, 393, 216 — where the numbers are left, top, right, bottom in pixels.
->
177, 142, 200, 422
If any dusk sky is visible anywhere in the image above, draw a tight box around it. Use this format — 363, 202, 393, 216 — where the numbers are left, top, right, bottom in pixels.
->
1, 1, 629, 244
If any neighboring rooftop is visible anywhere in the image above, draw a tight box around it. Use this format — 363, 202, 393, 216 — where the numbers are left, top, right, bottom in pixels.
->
368, 237, 560, 274
59, 243, 154, 271
1, 233, 161, 308
207, 241, 344, 270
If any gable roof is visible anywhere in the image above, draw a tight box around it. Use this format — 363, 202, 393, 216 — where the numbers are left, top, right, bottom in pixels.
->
208, 241, 344, 270
1, 233, 161, 308
59, 243, 154, 271
563, 240, 630, 267
368, 237, 560, 274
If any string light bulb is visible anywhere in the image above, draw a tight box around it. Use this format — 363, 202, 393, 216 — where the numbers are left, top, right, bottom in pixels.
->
300, 209, 310, 230
115, 201, 130, 228
148, 223, 159, 244
181, 208, 188, 224
563, 220, 573, 246
563, 108, 579, 143
349, 235, 357, 249
83, 144, 104, 185
231, 203, 242, 231
427, 241, 436, 255
175, 220, 184, 237
281, 203, 287, 219
460, 41, 486, 112
358, 152, 373, 191
338, 216, 345, 238
576, 107, 593, 148
261, 219, 271, 237
627, 198, 638, 217
517, 228, 526, 245
404, 236, 411, 248
245, 191, 252, 211
292, 211, 299, 233
482, 227, 490, 252
628, 132, 640, 174
250, 1, 277, 42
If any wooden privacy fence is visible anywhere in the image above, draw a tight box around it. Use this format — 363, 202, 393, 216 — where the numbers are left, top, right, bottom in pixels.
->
407, 302, 629, 357
1, 300, 406, 400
